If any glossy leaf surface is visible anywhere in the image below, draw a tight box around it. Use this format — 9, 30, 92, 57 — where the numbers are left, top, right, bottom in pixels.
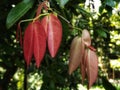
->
6, 0, 34, 29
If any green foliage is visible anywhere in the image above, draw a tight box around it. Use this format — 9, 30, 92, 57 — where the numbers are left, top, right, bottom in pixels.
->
56, 0, 69, 8
6, 0, 34, 29
102, 76, 117, 90
110, 59, 120, 70
105, 0, 115, 7
96, 29, 107, 38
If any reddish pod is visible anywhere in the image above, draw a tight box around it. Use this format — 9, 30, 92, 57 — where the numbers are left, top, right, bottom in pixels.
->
41, 13, 62, 58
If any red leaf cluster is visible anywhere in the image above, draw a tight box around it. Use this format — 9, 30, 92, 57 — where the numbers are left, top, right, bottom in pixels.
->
69, 29, 98, 89
16, 1, 62, 68
23, 21, 46, 68
21, 13, 62, 68
17, 14, 62, 68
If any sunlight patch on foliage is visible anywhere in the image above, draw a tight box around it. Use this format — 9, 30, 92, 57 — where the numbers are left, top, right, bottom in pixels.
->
110, 31, 120, 45
110, 59, 120, 70
28, 72, 43, 89
78, 84, 105, 90
14, 68, 24, 90
0, 67, 6, 79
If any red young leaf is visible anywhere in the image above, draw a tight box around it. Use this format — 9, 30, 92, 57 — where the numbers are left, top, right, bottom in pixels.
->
82, 29, 91, 46
35, 1, 48, 17
41, 13, 62, 57
23, 21, 46, 68
16, 22, 23, 46
23, 22, 34, 66
69, 36, 85, 75
40, 15, 48, 35
33, 21, 46, 68
86, 49, 98, 89
48, 14, 62, 57
36, 3, 44, 17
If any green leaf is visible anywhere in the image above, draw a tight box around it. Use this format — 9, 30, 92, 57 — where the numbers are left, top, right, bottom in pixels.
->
97, 29, 107, 38
56, 0, 69, 8
77, 6, 92, 17
6, 0, 34, 29
105, 5, 112, 16
99, 5, 105, 13
105, 0, 115, 7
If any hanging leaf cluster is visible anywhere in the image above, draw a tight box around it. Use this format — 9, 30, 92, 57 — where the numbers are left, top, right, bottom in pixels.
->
69, 29, 98, 89
14, 1, 98, 89
17, 1, 62, 68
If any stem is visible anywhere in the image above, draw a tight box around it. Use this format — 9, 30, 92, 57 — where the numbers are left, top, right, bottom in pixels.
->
19, 19, 33, 24
58, 14, 70, 24
72, 26, 82, 32
33, 13, 49, 21
58, 14, 82, 32
19, 13, 49, 24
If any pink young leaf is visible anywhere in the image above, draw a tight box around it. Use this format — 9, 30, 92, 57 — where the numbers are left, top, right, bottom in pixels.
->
86, 49, 98, 89
33, 21, 46, 68
82, 29, 91, 46
80, 48, 87, 83
69, 36, 85, 75
23, 22, 34, 66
